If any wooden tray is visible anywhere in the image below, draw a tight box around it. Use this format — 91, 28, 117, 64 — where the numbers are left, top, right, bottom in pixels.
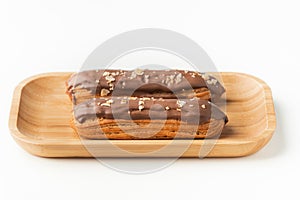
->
9, 72, 276, 158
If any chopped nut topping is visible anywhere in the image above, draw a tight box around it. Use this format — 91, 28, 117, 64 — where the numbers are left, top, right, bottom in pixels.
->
106, 99, 114, 104
165, 106, 170, 110
121, 81, 126, 88
108, 83, 114, 91
135, 68, 144, 75
191, 73, 196, 78
129, 71, 137, 79
100, 103, 111, 107
176, 108, 181, 111
103, 71, 110, 76
144, 74, 150, 83
177, 100, 186, 108
206, 79, 217, 85
97, 102, 101, 106
95, 79, 100, 83
165, 74, 175, 86
201, 104, 206, 109
105, 75, 115, 83
100, 88, 110, 96
129, 97, 138, 100
184, 70, 188, 73
189, 104, 194, 107
138, 100, 144, 105
175, 73, 182, 84
138, 105, 144, 111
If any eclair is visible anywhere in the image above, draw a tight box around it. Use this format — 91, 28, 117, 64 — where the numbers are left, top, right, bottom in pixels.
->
66, 69, 225, 105
71, 97, 228, 139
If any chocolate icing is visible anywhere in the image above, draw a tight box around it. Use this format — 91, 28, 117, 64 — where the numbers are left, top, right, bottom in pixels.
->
74, 97, 228, 125
67, 69, 225, 100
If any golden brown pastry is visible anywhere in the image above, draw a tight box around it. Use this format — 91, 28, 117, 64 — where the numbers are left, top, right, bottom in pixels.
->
71, 97, 228, 139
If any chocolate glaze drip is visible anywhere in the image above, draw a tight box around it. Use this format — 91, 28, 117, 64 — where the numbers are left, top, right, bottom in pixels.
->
67, 69, 225, 100
74, 97, 228, 125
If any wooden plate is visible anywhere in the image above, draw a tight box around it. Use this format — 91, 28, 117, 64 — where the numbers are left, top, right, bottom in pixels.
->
9, 72, 276, 157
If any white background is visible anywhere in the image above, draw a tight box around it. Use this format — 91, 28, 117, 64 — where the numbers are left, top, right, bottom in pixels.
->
1, 0, 299, 199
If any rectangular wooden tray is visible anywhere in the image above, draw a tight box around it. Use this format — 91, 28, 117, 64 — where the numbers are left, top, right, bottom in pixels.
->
9, 72, 276, 157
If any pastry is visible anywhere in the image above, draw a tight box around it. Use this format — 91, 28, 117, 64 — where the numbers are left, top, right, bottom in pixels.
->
71, 97, 228, 139
66, 69, 225, 105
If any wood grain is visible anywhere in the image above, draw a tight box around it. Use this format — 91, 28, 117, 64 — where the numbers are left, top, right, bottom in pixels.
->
9, 72, 276, 157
